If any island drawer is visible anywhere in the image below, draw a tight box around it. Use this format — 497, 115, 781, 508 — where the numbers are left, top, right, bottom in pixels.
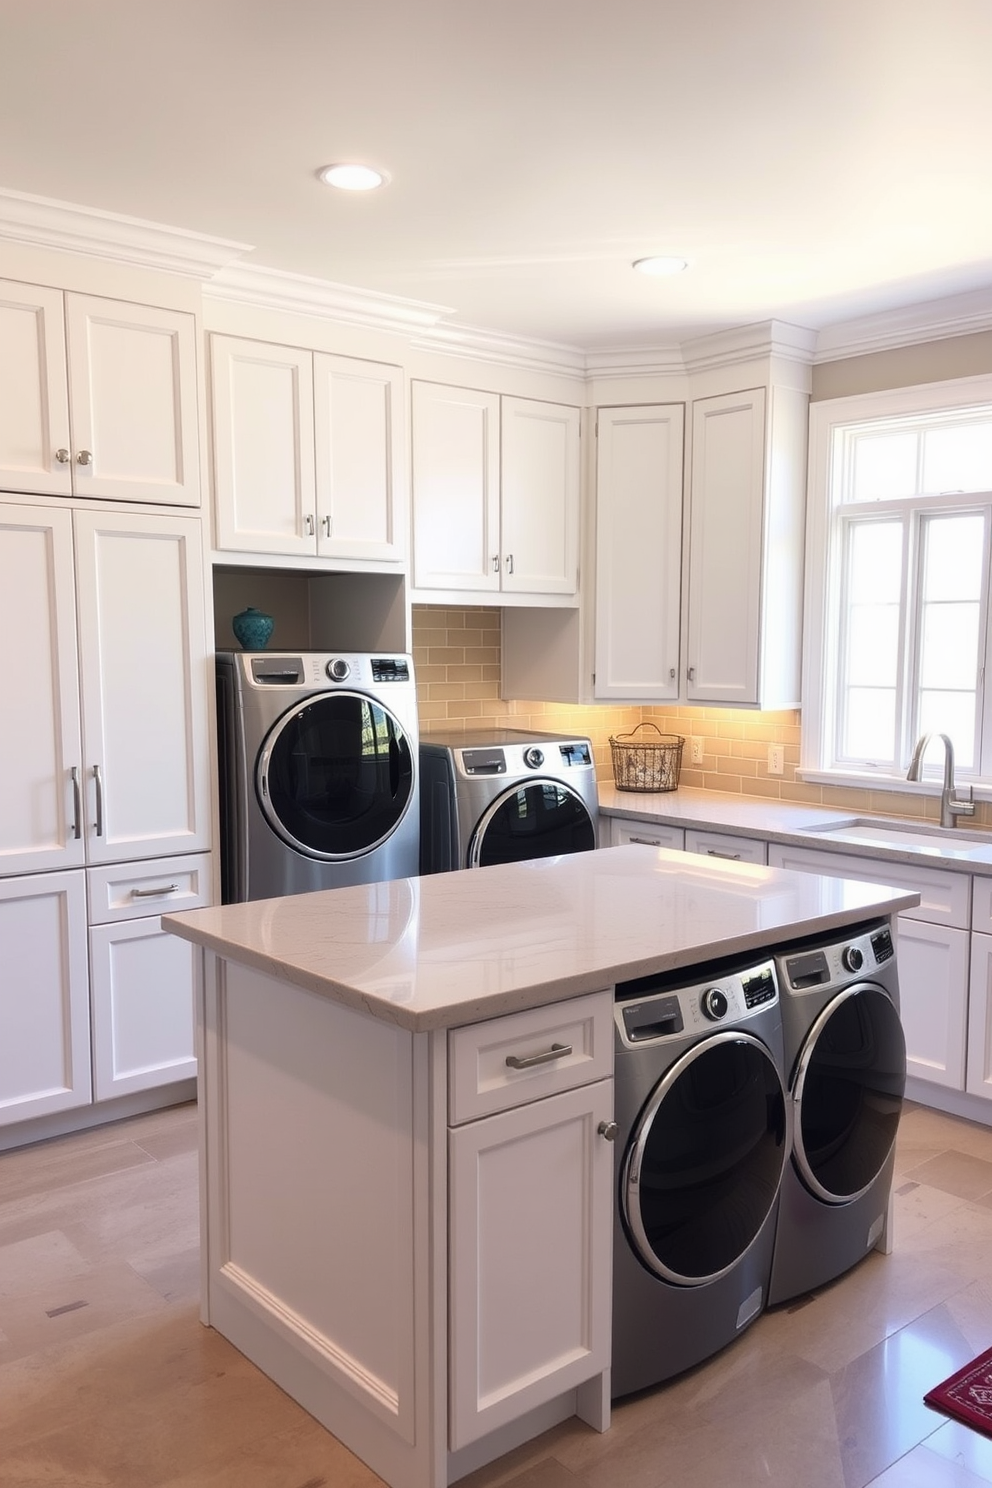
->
448, 989, 614, 1124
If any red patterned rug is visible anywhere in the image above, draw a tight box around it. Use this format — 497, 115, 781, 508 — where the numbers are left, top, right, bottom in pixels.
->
925, 1345, 992, 1435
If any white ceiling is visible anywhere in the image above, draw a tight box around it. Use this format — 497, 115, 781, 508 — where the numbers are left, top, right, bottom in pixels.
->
1, 0, 990, 353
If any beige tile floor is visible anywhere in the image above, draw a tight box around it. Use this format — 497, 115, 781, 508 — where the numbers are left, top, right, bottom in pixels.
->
2, 1101, 992, 1488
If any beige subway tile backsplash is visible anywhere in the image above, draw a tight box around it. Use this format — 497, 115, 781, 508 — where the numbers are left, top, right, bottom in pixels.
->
411, 604, 992, 827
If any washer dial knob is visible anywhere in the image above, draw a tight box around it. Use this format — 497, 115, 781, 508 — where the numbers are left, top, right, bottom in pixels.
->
701, 987, 729, 1021
523, 746, 545, 769
326, 658, 350, 681
842, 944, 865, 973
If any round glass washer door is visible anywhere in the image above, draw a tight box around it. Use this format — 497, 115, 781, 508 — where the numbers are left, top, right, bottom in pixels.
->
468, 780, 596, 867
256, 691, 415, 860
792, 983, 906, 1204
622, 1030, 788, 1286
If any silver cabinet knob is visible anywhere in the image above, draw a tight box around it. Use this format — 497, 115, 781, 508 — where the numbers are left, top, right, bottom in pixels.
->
598, 1121, 619, 1142
76, 449, 93, 466
55, 447, 71, 464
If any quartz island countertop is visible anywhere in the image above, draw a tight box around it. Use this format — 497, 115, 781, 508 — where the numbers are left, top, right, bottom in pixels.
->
163, 844, 920, 1032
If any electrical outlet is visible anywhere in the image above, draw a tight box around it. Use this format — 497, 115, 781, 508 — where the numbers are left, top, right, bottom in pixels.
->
690, 737, 704, 765
768, 744, 784, 775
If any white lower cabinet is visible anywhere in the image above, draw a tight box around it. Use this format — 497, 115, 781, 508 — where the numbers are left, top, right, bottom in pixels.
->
967, 934, 992, 1100
895, 919, 970, 1090
447, 992, 614, 1450
0, 871, 90, 1124
0, 854, 207, 1133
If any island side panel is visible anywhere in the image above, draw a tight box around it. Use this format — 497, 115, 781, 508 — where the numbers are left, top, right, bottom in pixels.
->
199, 954, 440, 1488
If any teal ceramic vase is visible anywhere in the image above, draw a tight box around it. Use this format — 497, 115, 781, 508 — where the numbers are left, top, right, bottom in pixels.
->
232, 607, 274, 650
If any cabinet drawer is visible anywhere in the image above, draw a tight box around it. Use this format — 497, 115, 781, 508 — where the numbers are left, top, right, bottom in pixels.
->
87, 853, 211, 924
449, 990, 613, 1124
684, 829, 767, 865
767, 843, 969, 928
609, 818, 684, 851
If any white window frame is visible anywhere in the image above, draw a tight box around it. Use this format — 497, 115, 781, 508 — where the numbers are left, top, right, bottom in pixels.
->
801, 373, 992, 795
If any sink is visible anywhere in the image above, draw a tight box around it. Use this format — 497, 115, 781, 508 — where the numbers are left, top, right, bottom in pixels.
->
803, 816, 991, 851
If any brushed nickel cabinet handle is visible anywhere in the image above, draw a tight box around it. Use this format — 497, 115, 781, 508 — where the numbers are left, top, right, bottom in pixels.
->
93, 763, 104, 836
706, 849, 741, 860
598, 1121, 619, 1142
505, 1041, 572, 1070
304, 513, 315, 536
70, 765, 82, 840
130, 883, 180, 898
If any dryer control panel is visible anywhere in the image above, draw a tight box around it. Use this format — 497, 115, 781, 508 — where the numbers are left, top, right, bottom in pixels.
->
778, 921, 895, 996
614, 958, 779, 1048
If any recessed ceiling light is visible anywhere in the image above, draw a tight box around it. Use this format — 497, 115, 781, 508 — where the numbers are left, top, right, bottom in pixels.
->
632, 256, 688, 276
318, 163, 390, 192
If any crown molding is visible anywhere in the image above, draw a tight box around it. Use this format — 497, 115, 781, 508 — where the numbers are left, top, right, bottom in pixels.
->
409, 320, 587, 377
681, 320, 818, 373
205, 261, 453, 334
0, 187, 250, 279
813, 287, 992, 362
583, 344, 687, 379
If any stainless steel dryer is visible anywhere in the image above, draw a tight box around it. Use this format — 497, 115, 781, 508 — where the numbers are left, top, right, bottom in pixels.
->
216, 651, 419, 902
768, 918, 906, 1305
611, 954, 788, 1398
418, 728, 598, 872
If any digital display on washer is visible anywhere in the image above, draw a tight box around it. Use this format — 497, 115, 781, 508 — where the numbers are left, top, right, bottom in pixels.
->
741, 967, 777, 1008
371, 657, 410, 682
559, 742, 592, 766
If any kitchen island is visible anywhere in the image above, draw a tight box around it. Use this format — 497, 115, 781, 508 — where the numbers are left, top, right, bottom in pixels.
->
163, 844, 919, 1488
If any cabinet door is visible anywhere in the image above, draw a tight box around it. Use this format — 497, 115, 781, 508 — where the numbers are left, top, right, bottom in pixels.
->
0, 871, 91, 1125
967, 932, 992, 1101
411, 381, 500, 591
685, 389, 766, 704
500, 396, 580, 595
0, 503, 85, 874
64, 295, 200, 506
448, 1078, 613, 1449
896, 919, 969, 1090
210, 335, 316, 554
595, 405, 683, 699
0, 279, 72, 496
73, 509, 211, 863
90, 914, 196, 1099
610, 818, 685, 851
313, 353, 405, 562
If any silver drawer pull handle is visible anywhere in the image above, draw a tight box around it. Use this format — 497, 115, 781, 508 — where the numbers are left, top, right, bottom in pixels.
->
706, 849, 741, 860
506, 1042, 572, 1070
93, 763, 104, 836
130, 883, 180, 898
630, 836, 661, 846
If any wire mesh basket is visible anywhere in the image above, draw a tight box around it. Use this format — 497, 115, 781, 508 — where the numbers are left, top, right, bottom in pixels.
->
609, 723, 685, 793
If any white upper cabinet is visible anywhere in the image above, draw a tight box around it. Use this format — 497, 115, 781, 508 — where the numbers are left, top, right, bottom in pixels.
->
594, 404, 684, 700
0, 280, 200, 506
685, 385, 807, 709
210, 334, 405, 565
411, 381, 580, 600
0, 502, 211, 875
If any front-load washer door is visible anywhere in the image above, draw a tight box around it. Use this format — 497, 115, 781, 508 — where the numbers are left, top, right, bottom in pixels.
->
468, 779, 596, 867
622, 1031, 787, 1286
792, 983, 906, 1205
256, 691, 415, 860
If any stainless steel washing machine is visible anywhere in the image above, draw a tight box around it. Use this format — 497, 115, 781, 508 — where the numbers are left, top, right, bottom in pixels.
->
216, 651, 419, 902
768, 917, 906, 1305
611, 954, 788, 1398
418, 728, 598, 872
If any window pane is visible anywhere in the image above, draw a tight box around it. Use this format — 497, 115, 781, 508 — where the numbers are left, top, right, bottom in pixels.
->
843, 689, 896, 761
848, 604, 899, 686
923, 423, 992, 495
848, 521, 903, 604
923, 513, 984, 601
850, 431, 918, 501
918, 693, 976, 769
919, 603, 979, 690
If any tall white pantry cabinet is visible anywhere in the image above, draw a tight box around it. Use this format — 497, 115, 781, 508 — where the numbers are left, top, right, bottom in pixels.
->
0, 280, 212, 1139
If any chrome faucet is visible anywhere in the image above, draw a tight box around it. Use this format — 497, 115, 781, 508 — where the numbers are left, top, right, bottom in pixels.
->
906, 732, 976, 829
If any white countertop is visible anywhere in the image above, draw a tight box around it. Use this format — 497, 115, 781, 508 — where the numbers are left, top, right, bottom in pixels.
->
164, 845, 919, 1032
598, 784, 992, 871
